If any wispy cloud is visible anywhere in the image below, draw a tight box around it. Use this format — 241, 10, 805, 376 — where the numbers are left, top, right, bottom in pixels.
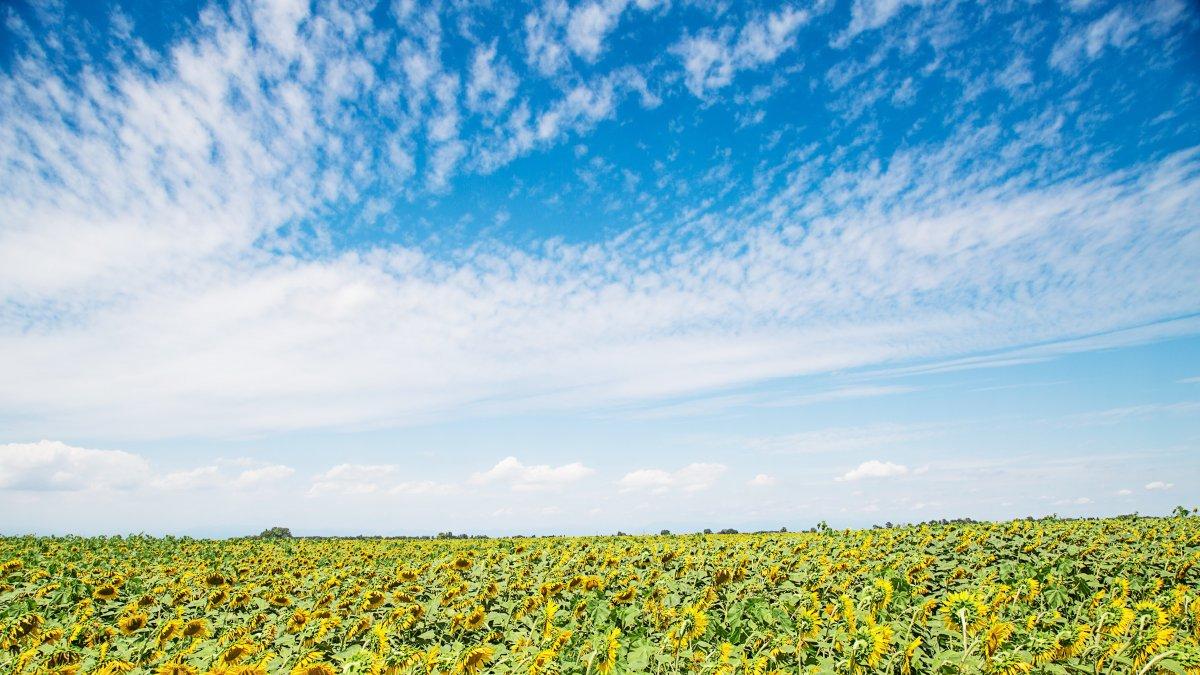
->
0, 0, 1196, 448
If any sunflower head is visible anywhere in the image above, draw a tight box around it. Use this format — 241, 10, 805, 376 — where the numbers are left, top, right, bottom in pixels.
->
182, 619, 209, 639
455, 645, 494, 675
942, 592, 987, 634
117, 612, 148, 634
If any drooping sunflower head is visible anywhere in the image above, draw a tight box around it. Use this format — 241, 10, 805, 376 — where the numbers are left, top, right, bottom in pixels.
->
220, 642, 257, 665
464, 605, 486, 631
794, 607, 821, 641
93, 585, 120, 601
869, 578, 895, 613
155, 662, 199, 675
611, 586, 637, 605
363, 590, 386, 610
591, 628, 621, 675
455, 645, 494, 675
182, 619, 209, 639
117, 612, 148, 634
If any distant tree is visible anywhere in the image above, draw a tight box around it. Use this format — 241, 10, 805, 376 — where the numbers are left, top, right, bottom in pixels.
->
703, 528, 713, 535
257, 527, 292, 539
660, 529, 671, 535
779, 526, 787, 533
718, 528, 738, 535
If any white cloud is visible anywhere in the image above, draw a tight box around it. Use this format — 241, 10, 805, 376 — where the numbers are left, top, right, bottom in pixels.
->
1144, 481, 1174, 491
747, 473, 777, 487
469, 456, 595, 491
618, 462, 727, 493
0, 440, 149, 491
1116, 488, 1133, 496
1050, 1, 1187, 71
466, 42, 518, 116
838, 460, 909, 482
308, 464, 398, 497
845, 0, 931, 36
0, 0, 1198, 450
524, 0, 571, 75
566, 0, 626, 62
673, 7, 810, 97
154, 458, 295, 491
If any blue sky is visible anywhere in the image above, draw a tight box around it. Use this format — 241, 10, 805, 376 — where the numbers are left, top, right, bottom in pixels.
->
0, 0, 1198, 536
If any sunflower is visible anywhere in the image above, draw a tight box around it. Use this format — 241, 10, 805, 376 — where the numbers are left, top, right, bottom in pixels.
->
8, 613, 43, 642
901, 637, 922, 675
94, 661, 135, 675
870, 578, 894, 613
288, 609, 310, 633
942, 592, 987, 636
529, 649, 557, 675
611, 586, 637, 605
93, 585, 120, 601
464, 605, 486, 631
117, 612, 148, 634
156, 663, 199, 675
455, 645, 494, 675
982, 621, 1014, 657
182, 618, 209, 639
987, 650, 1032, 675
668, 604, 709, 652
363, 590, 386, 610
45, 650, 81, 669
592, 627, 621, 674
220, 642, 257, 665
794, 607, 821, 642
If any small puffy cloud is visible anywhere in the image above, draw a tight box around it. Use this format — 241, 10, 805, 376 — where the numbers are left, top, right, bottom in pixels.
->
618, 462, 727, 493
837, 460, 909, 482
0, 440, 149, 491
154, 458, 294, 491
465, 42, 518, 116
1116, 488, 1133, 496
747, 473, 777, 487
469, 456, 595, 491
1145, 481, 1174, 491
674, 7, 810, 97
566, 0, 625, 61
308, 464, 398, 497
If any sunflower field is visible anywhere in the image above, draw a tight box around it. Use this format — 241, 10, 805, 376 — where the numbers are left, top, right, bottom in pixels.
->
2, 516, 1199, 674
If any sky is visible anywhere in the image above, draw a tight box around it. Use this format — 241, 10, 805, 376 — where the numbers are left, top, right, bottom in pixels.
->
0, 0, 1198, 537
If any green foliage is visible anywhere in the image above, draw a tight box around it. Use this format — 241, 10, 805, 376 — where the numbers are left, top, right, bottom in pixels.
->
0, 516, 1197, 674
